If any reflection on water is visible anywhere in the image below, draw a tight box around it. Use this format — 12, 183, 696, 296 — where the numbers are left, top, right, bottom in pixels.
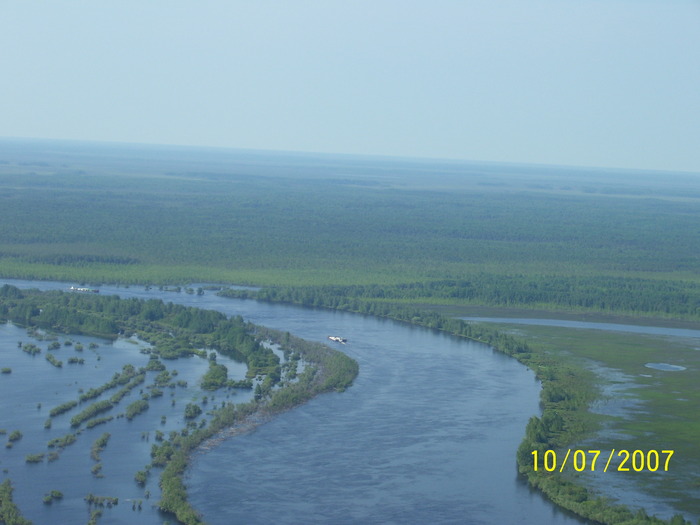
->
645, 362, 686, 371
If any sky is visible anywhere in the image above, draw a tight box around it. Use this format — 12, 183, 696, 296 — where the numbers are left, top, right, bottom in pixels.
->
1, 1, 699, 172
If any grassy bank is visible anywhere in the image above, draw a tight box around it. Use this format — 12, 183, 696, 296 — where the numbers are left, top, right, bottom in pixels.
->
489, 322, 700, 520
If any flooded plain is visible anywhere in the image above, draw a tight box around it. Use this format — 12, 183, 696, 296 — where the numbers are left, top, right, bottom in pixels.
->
1, 280, 593, 524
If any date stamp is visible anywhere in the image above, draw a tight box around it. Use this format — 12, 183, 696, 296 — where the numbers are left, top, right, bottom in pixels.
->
531, 449, 674, 473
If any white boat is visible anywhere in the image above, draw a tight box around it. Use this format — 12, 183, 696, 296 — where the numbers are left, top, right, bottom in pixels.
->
328, 336, 347, 344
68, 286, 99, 293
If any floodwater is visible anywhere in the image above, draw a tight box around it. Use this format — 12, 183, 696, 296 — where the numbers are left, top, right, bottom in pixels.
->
460, 316, 700, 339
1, 279, 590, 524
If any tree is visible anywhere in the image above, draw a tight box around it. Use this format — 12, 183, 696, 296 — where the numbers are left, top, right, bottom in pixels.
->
183, 403, 201, 419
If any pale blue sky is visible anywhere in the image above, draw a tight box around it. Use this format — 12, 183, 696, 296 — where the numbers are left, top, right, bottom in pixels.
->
1, 1, 698, 172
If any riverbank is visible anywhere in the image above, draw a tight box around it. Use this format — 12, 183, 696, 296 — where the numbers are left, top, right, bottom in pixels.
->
485, 320, 700, 521
423, 304, 700, 331
163, 327, 359, 523
217, 287, 696, 524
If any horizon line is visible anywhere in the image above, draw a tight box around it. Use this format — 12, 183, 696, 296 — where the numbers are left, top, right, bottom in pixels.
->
1, 135, 698, 177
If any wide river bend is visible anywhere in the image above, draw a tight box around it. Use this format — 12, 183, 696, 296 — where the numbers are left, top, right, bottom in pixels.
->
2, 280, 586, 524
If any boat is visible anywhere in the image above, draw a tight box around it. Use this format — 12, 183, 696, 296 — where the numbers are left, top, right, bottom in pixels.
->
328, 336, 347, 344
68, 286, 100, 293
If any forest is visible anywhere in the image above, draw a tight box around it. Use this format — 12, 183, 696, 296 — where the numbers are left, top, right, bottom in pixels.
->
224, 276, 700, 320
1, 139, 700, 324
1, 140, 699, 524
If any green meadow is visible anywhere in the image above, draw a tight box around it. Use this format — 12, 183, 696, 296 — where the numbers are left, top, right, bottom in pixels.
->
485, 320, 700, 518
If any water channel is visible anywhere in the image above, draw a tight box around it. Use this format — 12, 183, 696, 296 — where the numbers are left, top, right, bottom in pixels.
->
461, 317, 700, 339
0, 279, 610, 524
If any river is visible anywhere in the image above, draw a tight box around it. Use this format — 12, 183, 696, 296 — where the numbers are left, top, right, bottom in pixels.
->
1, 279, 589, 524
461, 317, 700, 339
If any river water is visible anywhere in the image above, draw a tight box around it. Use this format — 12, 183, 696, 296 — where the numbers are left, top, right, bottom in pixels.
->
461, 317, 700, 339
1, 279, 589, 524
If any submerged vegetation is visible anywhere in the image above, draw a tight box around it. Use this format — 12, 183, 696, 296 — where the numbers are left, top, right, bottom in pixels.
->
0, 284, 279, 380
42, 490, 63, 505
44, 353, 62, 368
49, 400, 78, 418
153, 330, 357, 525
125, 399, 149, 420
47, 433, 77, 449
90, 433, 110, 462
0, 284, 358, 524
0, 479, 31, 525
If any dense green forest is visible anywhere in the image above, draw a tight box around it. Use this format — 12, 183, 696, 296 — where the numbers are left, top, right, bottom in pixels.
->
224, 276, 700, 319
1, 140, 700, 322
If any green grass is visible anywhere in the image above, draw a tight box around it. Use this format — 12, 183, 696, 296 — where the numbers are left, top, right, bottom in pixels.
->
485, 321, 700, 518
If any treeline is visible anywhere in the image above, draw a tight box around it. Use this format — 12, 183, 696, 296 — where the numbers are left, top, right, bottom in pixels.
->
42, 364, 148, 430
0, 284, 279, 378
80, 364, 140, 402
19, 254, 140, 266
3, 157, 700, 288
222, 273, 700, 320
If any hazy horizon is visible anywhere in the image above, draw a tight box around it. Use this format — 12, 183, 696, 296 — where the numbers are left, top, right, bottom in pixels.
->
2, 1, 699, 173
3, 135, 700, 178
